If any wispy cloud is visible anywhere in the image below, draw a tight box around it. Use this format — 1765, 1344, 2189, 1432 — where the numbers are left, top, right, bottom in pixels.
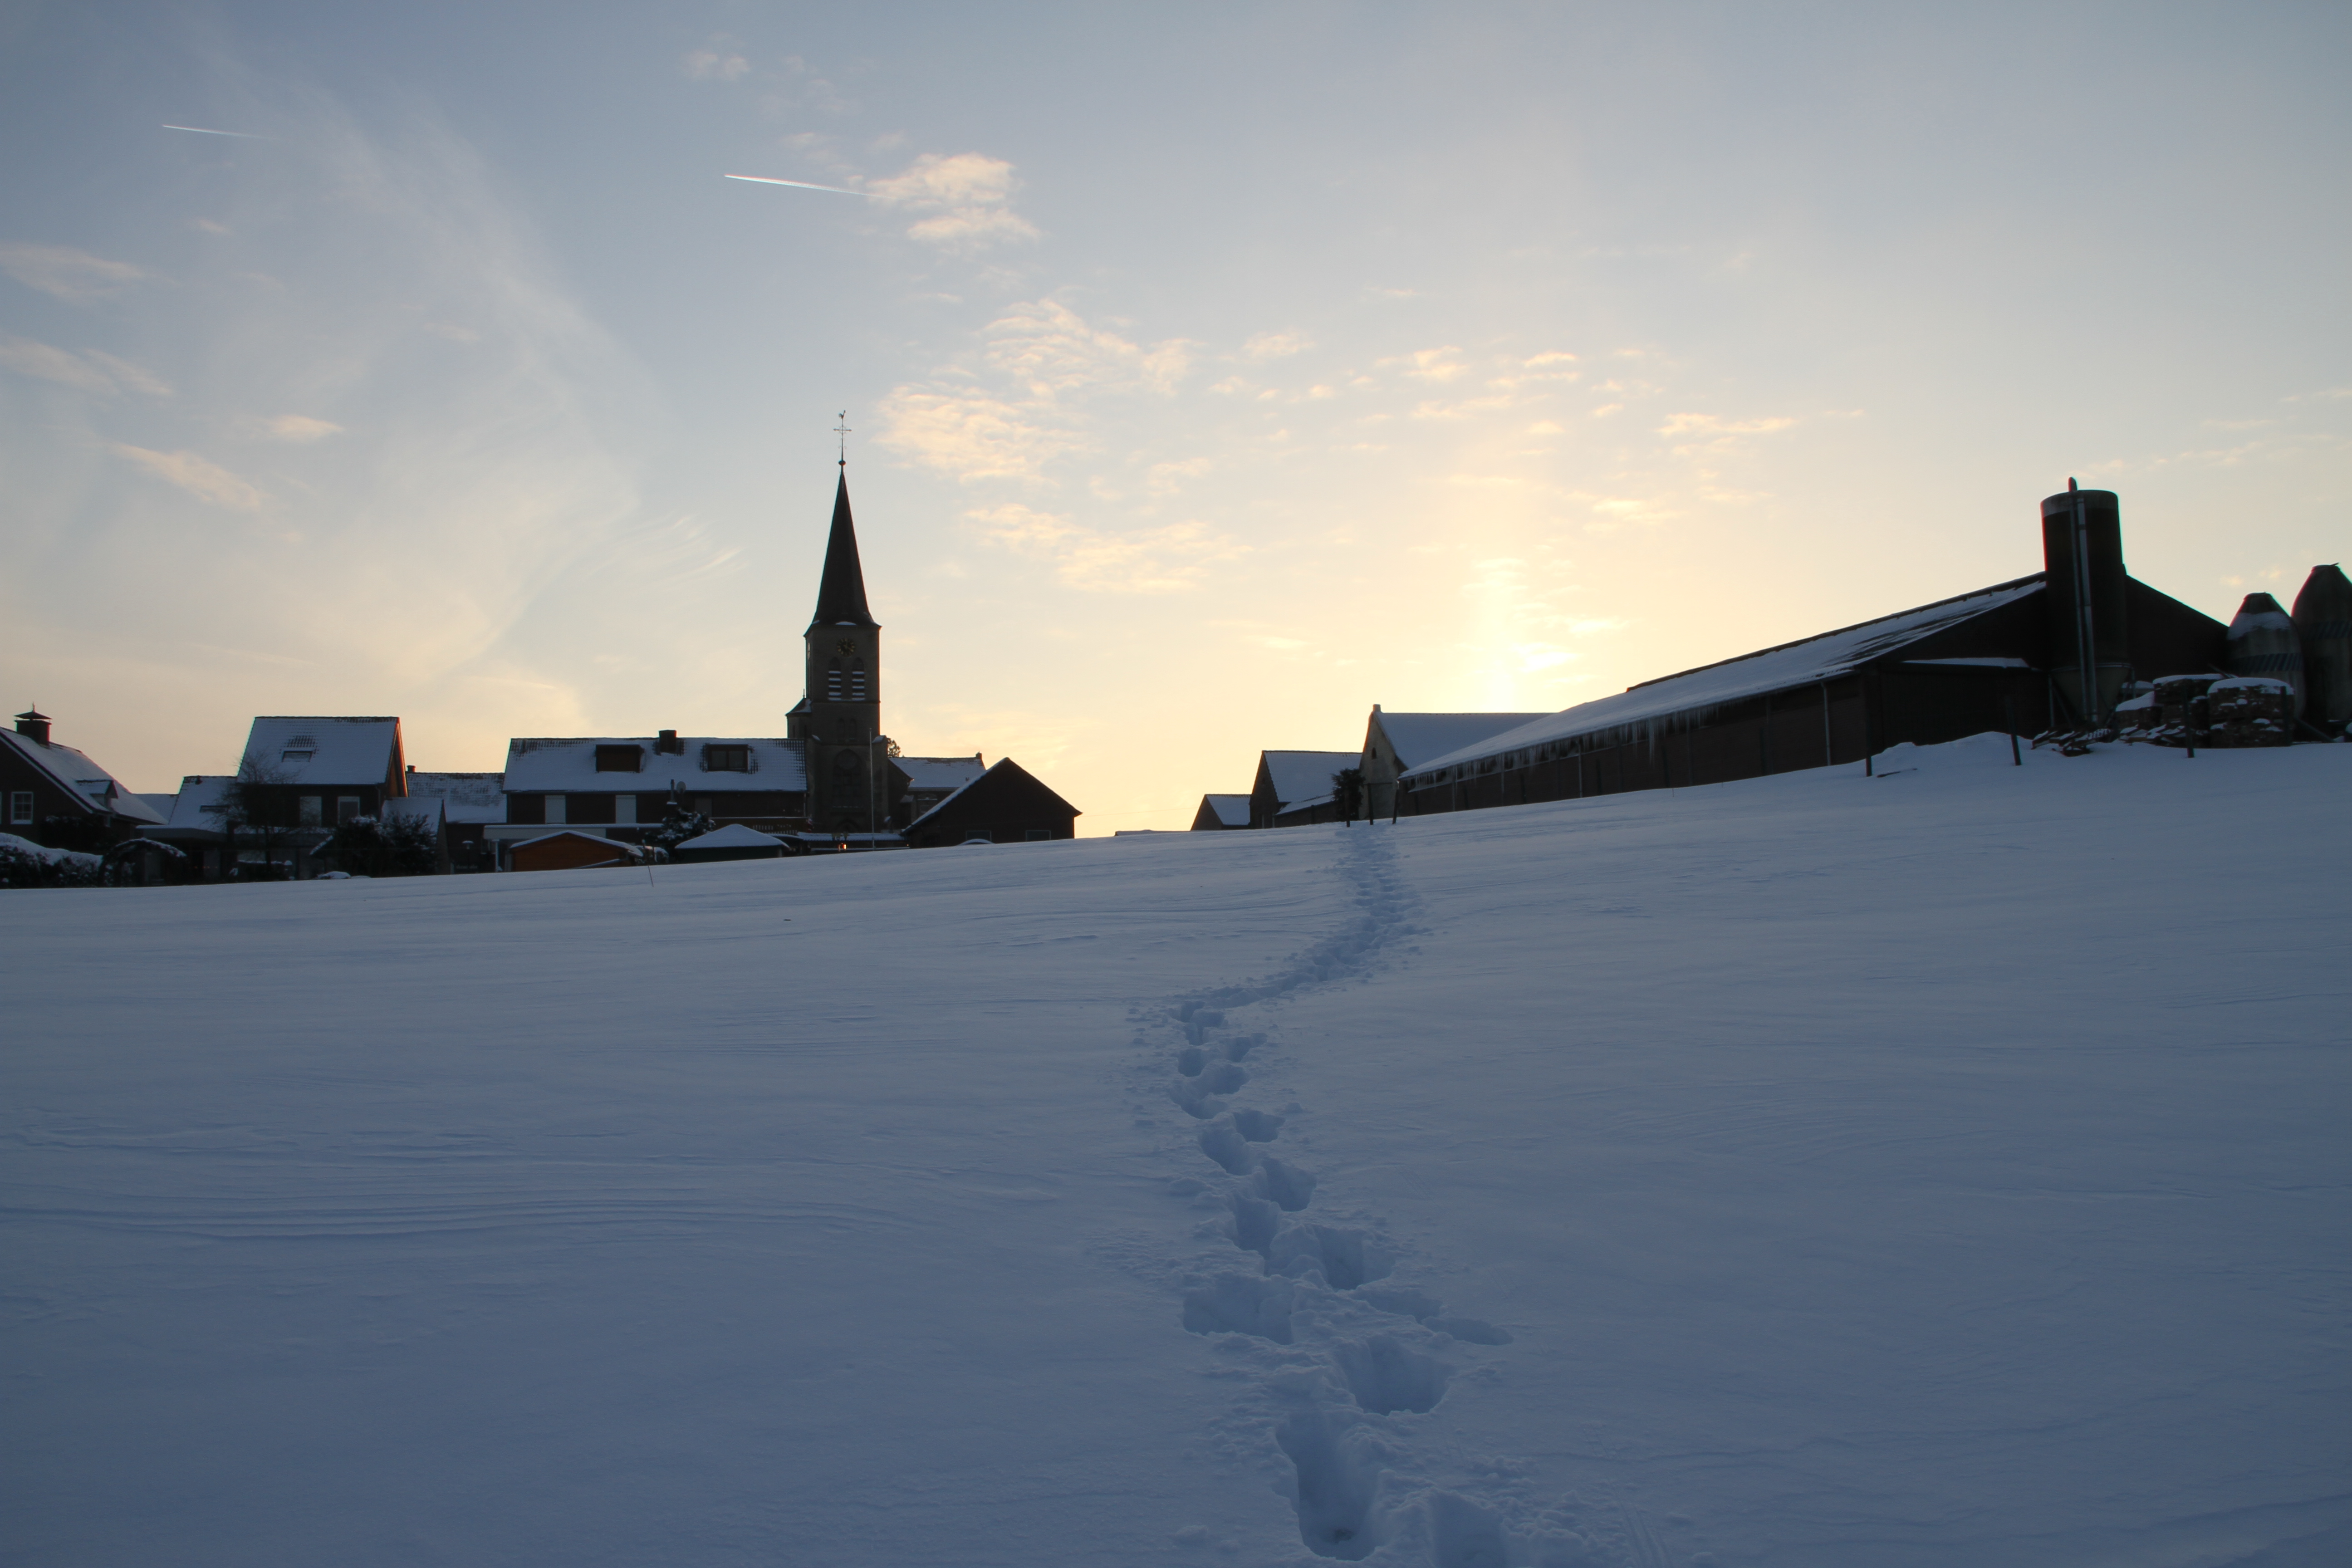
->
878, 388, 1074, 482
247, 413, 343, 442
110, 444, 266, 511
984, 300, 1189, 397
0, 337, 169, 395
1382, 346, 1470, 383
965, 503, 1242, 593
869, 153, 1039, 249
682, 39, 749, 81
0, 243, 144, 302
1244, 329, 1312, 361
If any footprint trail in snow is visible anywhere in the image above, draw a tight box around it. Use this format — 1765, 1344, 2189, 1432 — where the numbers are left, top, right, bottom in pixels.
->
1126, 827, 1645, 1567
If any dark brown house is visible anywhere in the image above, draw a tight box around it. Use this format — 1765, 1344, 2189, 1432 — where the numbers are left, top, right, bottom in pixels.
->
902, 758, 1080, 848
1396, 487, 2228, 816
1, 708, 169, 851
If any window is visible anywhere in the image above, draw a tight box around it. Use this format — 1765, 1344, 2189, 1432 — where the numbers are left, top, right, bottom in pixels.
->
280, 735, 316, 764
8, 791, 30, 824
593, 745, 642, 773
826, 660, 844, 701
568, 794, 616, 825
546, 795, 568, 825
849, 660, 868, 701
509, 795, 546, 826
615, 795, 637, 825
300, 795, 323, 827
703, 745, 749, 773
338, 797, 362, 824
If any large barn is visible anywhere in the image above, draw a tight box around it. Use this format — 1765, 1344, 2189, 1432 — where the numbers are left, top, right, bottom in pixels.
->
1395, 486, 2229, 816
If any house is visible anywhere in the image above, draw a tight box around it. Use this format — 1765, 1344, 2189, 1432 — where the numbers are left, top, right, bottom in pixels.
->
1396, 485, 2230, 816
1248, 750, 1358, 829
897, 755, 989, 824
1, 708, 168, 852
1191, 794, 1251, 831
1357, 709, 1546, 820
490, 732, 807, 866
671, 823, 801, 864
902, 758, 1081, 848
507, 830, 653, 874
402, 770, 505, 872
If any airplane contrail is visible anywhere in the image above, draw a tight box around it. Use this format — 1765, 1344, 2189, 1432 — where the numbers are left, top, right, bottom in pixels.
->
724, 173, 872, 198
163, 124, 271, 139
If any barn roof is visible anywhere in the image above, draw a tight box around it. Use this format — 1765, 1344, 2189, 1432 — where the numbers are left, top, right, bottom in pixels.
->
1403, 575, 2046, 782
1372, 712, 1548, 769
0, 728, 168, 824
1199, 793, 1250, 827
1258, 750, 1359, 810
504, 737, 808, 794
897, 755, 987, 792
241, 717, 403, 789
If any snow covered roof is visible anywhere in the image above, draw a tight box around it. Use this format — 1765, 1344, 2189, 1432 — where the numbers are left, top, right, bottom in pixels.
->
240, 717, 402, 789
378, 796, 443, 828
404, 771, 507, 823
675, 823, 787, 852
0, 728, 168, 825
1372, 713, 1548, 769
503, 737, 808, 794
1200, 793, 1250, 827
1259, 750, 1359, 809
897, 755, 987, 793
1404, 576, 2048, 783
136, 793, 178, 818
163, 776, 233, 832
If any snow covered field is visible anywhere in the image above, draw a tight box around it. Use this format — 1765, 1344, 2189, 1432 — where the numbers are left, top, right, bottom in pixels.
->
5, 736, 2346, 1568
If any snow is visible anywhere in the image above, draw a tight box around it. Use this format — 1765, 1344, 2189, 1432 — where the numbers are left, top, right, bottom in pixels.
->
674, 822, 787, 852
897, 755, 989, 792
1203, 793, 1252, 827
3, 735, 2346, 1567
241, 716, 401, 788
1372, 715, 1548, 769
160, 775, 233, 834
1263, 750, 1362, 810
0, 730, 169, 825
1404, 577, 2046, 784
0, 831, 99, 868
403, 771, 508, 824
504, 735, 808, 794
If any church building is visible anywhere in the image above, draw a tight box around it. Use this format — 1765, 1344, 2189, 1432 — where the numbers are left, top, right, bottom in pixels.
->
784, 470, 897, 839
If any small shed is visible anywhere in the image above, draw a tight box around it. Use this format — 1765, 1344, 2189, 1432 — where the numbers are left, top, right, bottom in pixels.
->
903, 758, 1080, 848
1248, 750, 1357, 829
1191, 793, 1251, 831
507, 830, 649, 873
671, 823, 799, 864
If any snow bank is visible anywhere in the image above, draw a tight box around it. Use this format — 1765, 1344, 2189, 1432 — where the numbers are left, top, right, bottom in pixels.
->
2, 738, 2345, 1567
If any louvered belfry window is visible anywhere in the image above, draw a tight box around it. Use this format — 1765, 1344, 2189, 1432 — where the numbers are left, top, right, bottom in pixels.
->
826, 660, 845, 701
849, 660, 868, 701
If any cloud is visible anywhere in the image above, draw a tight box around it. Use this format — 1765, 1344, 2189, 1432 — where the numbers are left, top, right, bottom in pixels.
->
0, 243, 144, 301
683, 42, 750, 81
1244, 329, 1311, 361
877, 388, 1073, 482
1655, 412, 1797, 436
869, 153, 1039, 249
109, 444, 266, 510
1382, 346, 1469, 383
984, 300, 1189, 398
966, 503, 1242, 593
249, 414, 343, 442
0, 336, 117, 392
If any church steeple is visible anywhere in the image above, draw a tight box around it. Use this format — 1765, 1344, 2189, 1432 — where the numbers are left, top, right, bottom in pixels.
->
809, 471, 878, 630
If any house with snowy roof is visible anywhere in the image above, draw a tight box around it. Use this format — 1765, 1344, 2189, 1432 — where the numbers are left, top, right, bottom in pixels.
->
1248, 750, 1359, 829
491, 732, 808, 865
0, 707, 167, 851
1191, 793, 1251, 831
901, 758, 1080, 848
1394, 485, 2229, 817
401, 770, 506, 872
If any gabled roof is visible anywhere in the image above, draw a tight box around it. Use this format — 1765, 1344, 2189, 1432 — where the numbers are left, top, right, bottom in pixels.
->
905, 757, 1079, 832
1257, 750, 1360, 810
241, 716, 403, 789
503, 737, 808, 794
1372, 712, 1549, 769
0, 728, 168, 824
378, 796, 443, 828
675, 823, 786, 852
1200, 793, 1250, 827
897, 755, 987, 793
403, 771, 507, 823
1404, 575, 2047, 782
809, 471, 878, 629
162, 775, 234, 834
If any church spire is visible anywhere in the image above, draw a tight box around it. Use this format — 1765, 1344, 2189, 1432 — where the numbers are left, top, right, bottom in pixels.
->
810, 468, 878, 630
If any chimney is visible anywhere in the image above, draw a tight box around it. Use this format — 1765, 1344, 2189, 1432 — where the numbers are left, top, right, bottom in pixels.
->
14, 707, 51, 746
656, 730, 684, 755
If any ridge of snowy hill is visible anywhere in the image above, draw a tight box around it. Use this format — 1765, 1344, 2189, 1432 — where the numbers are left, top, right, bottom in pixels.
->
3, 736, 2346, 1568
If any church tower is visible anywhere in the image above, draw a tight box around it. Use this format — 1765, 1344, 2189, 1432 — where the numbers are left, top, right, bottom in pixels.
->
799, 467, 888, 837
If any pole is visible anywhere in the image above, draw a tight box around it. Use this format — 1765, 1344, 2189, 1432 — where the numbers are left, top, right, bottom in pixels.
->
2069, 481, 2100, 726
2005, 696, 2022, 766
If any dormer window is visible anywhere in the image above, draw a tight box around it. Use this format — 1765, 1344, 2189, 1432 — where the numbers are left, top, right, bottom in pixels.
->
703, 744, 749, 773
281, 734, 317, 763
594, 745, 644, 773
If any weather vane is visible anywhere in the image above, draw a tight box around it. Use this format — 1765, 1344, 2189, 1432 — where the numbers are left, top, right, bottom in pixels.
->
835, 410, 851, 468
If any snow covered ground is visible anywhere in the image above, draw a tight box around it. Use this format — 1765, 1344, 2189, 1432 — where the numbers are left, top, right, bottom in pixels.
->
4, 735, 2346, 1568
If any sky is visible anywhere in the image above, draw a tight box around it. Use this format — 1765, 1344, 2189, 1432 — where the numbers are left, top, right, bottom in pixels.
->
2, 3, 2346, 831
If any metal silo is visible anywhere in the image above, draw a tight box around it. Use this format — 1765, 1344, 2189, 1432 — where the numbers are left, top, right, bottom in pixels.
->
2223, 592, 2303, 722
2040, 482, 2130, 724
2290, 564, 2352, 735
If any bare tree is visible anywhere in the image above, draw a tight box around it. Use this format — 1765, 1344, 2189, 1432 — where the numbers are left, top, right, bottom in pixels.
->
208, 753, 300, 879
